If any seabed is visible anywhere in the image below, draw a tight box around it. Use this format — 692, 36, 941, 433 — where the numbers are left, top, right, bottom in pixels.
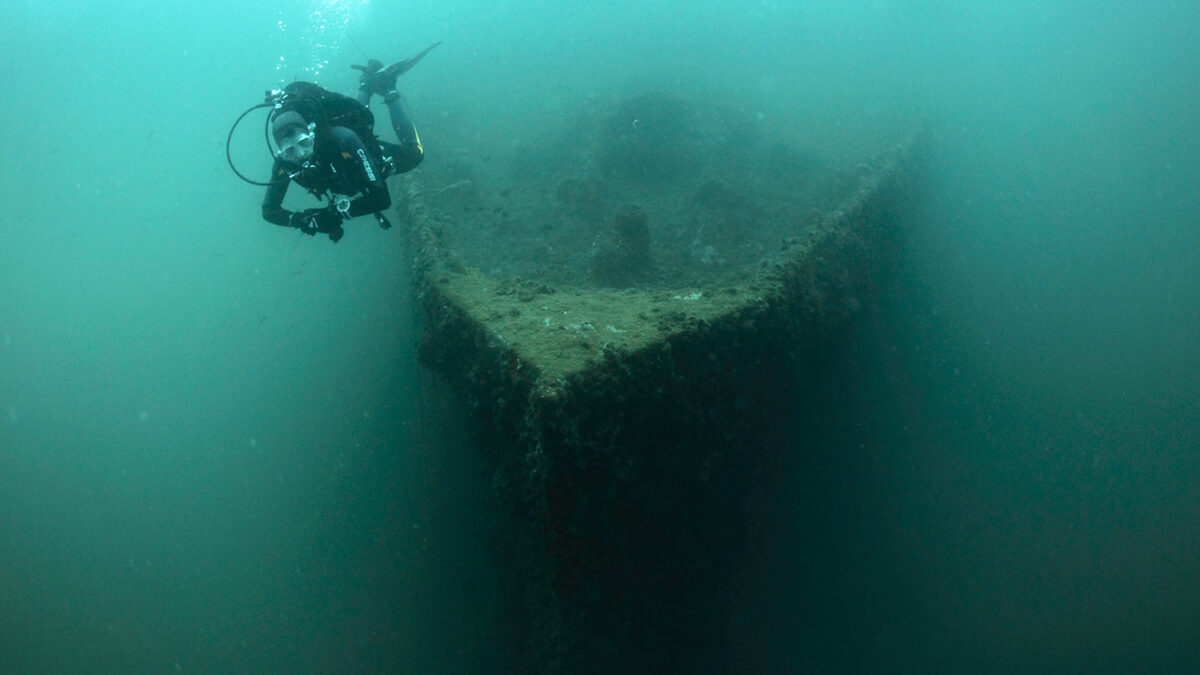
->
395, 92, 924, 673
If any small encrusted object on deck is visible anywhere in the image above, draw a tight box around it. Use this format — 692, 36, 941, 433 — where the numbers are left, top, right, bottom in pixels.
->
589, 204, 651, 287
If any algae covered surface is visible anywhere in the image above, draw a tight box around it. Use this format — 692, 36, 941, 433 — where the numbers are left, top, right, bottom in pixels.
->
401, 90, 917, 386
430, 267, 765, 383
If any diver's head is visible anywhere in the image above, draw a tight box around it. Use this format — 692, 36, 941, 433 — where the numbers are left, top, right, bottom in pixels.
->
272, 110, 315, 164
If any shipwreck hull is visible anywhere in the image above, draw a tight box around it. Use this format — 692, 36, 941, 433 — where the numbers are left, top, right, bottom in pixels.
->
398, 96, 923, 672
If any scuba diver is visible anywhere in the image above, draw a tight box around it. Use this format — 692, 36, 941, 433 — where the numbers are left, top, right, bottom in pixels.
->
228, 43, 439, 243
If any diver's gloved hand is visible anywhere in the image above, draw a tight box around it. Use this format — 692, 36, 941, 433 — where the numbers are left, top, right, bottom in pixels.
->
291, 207, 345, 243
352, 59, 385, 94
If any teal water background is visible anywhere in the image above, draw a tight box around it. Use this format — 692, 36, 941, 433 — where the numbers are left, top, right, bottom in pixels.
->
1, 1, 1197, 672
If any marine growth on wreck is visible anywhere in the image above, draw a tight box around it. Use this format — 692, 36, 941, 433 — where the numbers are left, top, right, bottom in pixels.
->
397, 91, 923, 673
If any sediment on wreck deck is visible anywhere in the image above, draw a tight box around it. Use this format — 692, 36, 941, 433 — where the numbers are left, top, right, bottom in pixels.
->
399, 127, 923, 673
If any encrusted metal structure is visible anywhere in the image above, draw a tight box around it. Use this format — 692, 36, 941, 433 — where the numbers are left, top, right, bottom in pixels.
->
397, 94, 923, 673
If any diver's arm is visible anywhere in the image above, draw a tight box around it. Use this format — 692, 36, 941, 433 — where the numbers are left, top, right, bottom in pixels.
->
261, 159, 294, 226
332, 127, 392, 218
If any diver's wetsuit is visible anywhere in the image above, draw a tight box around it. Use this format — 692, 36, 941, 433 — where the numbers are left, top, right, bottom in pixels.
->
362, 90, 424, 177
261, 93, 423, 227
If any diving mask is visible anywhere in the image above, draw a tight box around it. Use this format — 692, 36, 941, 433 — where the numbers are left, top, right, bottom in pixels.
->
276, 127, 315, 164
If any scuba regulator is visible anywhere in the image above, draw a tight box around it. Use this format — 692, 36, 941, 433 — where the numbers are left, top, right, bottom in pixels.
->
225, 88, 298, 187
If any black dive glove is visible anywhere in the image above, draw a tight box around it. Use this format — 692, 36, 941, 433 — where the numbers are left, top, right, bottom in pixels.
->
290, 207, 345, 243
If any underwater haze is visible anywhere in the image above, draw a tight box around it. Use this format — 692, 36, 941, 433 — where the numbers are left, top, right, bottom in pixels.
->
2, 0, 1198, 672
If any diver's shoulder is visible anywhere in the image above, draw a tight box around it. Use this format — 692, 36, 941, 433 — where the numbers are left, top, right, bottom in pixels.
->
328, 125, 368, 149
